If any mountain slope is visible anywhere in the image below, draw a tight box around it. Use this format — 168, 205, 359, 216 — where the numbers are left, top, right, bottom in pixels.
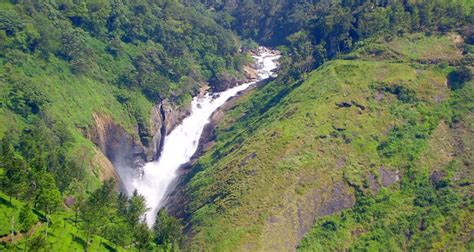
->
0, 0, 247, 250
170, 34, 473, 251
0, 0, 247, 174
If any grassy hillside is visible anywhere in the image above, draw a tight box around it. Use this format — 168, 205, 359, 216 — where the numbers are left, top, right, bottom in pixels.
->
0, 0, 246, 250
178, 34, 473, 250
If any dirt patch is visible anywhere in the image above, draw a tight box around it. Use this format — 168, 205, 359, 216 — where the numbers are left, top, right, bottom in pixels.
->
0, 222, 42, 245
452, 33, 464, 46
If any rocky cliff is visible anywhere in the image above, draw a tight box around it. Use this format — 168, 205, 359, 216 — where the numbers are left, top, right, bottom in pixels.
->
87, 100, 191, 187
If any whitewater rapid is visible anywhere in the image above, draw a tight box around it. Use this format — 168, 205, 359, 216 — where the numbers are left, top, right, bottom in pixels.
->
122, 47, 280, 226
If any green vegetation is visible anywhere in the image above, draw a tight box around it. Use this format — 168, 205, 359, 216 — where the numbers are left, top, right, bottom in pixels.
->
196, 0, 472, 79
0, 0, 245, 250
177, 33, 473, 250
0, 0, 473, 251
0, 190, 119, 251
0, 180, 184, 251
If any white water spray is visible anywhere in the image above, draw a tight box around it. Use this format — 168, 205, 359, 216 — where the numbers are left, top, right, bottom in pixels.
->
119, 47, 280, 226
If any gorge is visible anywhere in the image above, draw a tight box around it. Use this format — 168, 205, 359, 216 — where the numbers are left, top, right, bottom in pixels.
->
0, 1, 472, 250
116, 47, 281, 226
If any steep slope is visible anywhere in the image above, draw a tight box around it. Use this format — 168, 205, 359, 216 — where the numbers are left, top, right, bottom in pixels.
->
0, 1, 248, 250
0, 0, 247, 187
168, 34, 473, 250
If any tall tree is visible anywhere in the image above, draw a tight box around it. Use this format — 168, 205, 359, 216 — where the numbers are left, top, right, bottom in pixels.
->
153, 209, 183, 250
35, 173, 62, 214
19, 203, 37, 232
80, 179, 117, 246
0, 137, 29, 203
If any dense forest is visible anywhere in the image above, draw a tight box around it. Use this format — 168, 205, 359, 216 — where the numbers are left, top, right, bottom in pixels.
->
0, 0, 242, 250
194, 0, 473, 77
0, 0, 473, 251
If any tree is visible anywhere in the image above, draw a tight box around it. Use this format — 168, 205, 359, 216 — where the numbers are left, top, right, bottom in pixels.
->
0, 137, 29, 203
35, 173, 62, 214
0, 8, 24, 36
126, 190, 148, 226
68, 179, 87, 226
59, 28, 95, 74
153, 209, 183, 249
105, 220, 132, 250
19, 203, 37, 232
448, 66, 472, 90
135, 221, 153, 251
80, 179, 117, 246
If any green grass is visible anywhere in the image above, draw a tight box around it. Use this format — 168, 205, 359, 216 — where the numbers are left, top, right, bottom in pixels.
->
0, 192, 127, 251
180, 34, 473, 250
0, 53, 155, 188
0, 193, 23, 236
348, 33, 463, 63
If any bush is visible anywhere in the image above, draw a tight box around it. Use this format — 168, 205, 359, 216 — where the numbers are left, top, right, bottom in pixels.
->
448, 66, 472, 90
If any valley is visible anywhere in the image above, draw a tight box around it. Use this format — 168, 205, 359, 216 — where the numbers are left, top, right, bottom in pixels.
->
0, 0, 472, 251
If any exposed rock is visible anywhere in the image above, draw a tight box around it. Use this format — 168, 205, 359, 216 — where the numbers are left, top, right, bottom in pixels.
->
93, 148, 119, 182
336, 100, 366, 110
367, 173, 380, 193
375, 91, 385, 101
430, 171, 446, 186
88, 113, 147, 172
243, 65, 258, 81
379, 166, 400, 187
260, 181, 356, 252
239, 153, 257, 167
83, 98, 192, 191
315, 182, 356, 217
161, 100, 191, 134
332, 125, 346, 132
151, 100, 191, 160
351, 100, 366, 110
209, 72, 246, 92
151, 104, 165, 161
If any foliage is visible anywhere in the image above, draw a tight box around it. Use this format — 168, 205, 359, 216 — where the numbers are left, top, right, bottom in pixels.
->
178, 33, 473, 250
153, 209, 184, 250
19, 203, 36, 233
195, 0, 473, 79
0, 0, 473, 251
448, 66, 472, 90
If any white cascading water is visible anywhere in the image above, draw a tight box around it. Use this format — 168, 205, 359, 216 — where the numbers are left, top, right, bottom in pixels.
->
120, 47, 280, 226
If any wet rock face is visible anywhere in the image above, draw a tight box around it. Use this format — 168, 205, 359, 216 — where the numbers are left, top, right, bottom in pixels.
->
152, 100, 191, 161
84, 97, 192, 191
90, 98, 192, 168
209, 72, 247, 92
161, 100, 191, 134
151, 105, 165, 161
88, 113, 148, 172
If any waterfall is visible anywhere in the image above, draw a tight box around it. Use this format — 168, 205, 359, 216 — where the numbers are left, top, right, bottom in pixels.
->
120, 47, 280, 227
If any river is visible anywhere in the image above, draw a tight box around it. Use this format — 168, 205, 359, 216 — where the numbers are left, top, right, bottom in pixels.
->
121, 47, 280, 226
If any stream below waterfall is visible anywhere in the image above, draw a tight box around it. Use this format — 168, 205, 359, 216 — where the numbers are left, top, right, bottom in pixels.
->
119, 47, 280, 226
